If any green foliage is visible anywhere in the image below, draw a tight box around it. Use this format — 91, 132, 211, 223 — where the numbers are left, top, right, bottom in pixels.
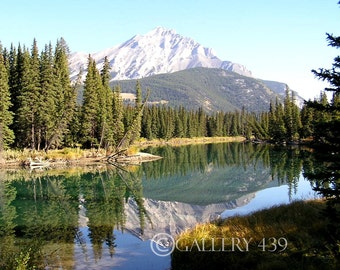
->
268, 89, 301, 142
99, 56, 115, 149
1, 37, 339, 151
112, 67, 280, 112
112, 85, 125, 145
305, 26, 340, 256
0, 167, 147, 268
0, 49, 14, 153
4, 39, 76, 151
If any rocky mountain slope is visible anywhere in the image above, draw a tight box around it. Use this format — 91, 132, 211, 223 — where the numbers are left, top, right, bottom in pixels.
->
69, 27, 304, 111
69, 27, 252, 82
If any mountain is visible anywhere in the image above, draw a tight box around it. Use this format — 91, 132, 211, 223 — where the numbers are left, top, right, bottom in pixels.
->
69, 27, 304, 111
112, 67, 280, 112
68, 27, 252, 82
260, 79, 305, 107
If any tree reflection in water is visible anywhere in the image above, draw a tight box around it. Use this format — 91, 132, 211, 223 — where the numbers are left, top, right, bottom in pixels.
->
0, 164, 148, 269
0, 142, 336, 268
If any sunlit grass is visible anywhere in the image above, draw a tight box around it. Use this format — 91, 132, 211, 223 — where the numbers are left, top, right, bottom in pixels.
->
2, 148, 107, 165
135, 136, 246, 148
172, 200, 339, 270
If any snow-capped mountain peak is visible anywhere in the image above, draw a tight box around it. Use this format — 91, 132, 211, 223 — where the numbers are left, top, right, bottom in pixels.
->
68, 27, 252, 82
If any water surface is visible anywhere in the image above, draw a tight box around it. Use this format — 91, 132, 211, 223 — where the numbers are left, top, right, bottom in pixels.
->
0, 143, 320, 269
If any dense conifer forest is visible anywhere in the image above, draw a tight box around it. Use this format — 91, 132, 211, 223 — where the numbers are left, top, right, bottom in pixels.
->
0, 39, 338, 153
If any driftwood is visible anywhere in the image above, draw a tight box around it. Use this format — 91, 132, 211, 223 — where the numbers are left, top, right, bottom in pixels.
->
28, 157, 50, 168
107, 152, 162, 165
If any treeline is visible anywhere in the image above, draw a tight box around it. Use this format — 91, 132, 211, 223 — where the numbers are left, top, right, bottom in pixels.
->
0, 39, 338, 152
0, 39, 76, 151
0, 39, 129, 151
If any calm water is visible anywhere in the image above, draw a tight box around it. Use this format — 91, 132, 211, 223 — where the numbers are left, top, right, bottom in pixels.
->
0, 143, 320, 269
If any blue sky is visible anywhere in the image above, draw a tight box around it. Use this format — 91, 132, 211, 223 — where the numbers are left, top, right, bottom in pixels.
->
1, 0, 339, 99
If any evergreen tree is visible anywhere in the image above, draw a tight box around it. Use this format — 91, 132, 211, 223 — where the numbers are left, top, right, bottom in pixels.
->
300, 104, 314, 138
283, 87, 294, 140
133, 80, 143, 141
9, 44, 24, 147
81, 56, 100, 148
0, 47, 14, 158
38, 43, 57, 150
307, 19, 340, 255
197, 107, 207, 137
99, 56, 114, 150
310, 32, 340, 146
141, 106, 152, 139
16, 40, 41, 149
46, 38, 76, 150
173, 107, 185, 138
291, 91, 302, 140
112, 85, 125, 146
268, 98, 286, 142
64, 68, 83, 147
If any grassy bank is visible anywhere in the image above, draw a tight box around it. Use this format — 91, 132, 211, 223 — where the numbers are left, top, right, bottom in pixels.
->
172, 200, 339, 270
0, 136, 245, 167
134, 136, 246, 148
0, 147, 107, 167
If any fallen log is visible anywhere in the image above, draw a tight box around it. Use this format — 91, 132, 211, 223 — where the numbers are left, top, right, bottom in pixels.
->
107, 152, 162, 165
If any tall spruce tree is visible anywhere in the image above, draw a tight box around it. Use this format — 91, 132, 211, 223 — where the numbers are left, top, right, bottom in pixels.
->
311, 33, 340, 146
0, 46, 14, 160
16, 40, 41, 149
112, 85, 125, 146
133, 80, 143, 141
10, 44, 24, 147
306, 16, 340, 256
81, 56, 100, 148
45, 38, 76, 150
99, 56, 114, 150
268, 98, 286, 142
38, 43, 56, 150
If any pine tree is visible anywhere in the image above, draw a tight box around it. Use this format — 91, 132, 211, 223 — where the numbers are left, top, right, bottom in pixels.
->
300, 104, 314, 138
174, 107, 185, 138
0, 46, 14, 158
81, 56, 100, 148
133, 80, 143, 141
283, 87, 294, 141
291, 91, 302, 140
99, 56, 114, 150
311, 32, 340, 146
268, 98, 286, 142
10, 44, 24, 147
197, 107, 207, 137
16, 40, 41, 149
38, 43, 56, 150
46, 38, 76, 150
307, 22, 340, 255
112, 85, 125, 146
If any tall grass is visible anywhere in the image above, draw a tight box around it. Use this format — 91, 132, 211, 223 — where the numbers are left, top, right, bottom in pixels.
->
172, 200, 339, 270
2, 148, 107, 165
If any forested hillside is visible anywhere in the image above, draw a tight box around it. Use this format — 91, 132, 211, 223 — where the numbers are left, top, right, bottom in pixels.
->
112, 67, 280, 112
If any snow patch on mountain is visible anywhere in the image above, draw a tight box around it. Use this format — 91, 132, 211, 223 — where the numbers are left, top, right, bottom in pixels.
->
68, 27, 252, 82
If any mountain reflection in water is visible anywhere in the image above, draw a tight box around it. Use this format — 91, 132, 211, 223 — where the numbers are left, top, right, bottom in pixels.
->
0, 143, 320, 269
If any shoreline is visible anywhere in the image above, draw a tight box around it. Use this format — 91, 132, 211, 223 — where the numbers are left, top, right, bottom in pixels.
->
0, 136, 246, 168
134, 136, 246, 148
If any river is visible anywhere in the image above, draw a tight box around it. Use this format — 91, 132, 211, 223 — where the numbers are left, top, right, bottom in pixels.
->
0, 143, 320, 269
